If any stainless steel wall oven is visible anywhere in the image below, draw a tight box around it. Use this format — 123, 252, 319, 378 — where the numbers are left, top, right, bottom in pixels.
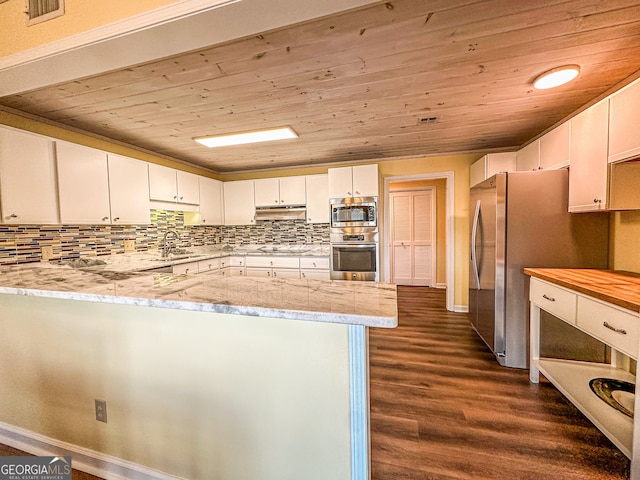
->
330, 231, 378, 281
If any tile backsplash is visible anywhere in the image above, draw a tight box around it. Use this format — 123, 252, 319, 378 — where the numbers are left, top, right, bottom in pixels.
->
0, 210, 329, 265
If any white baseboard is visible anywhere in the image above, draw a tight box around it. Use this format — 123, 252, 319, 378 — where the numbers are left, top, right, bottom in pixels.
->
0, 421, 183, 480
434, 283, 446, 289
454, 305, 469, 313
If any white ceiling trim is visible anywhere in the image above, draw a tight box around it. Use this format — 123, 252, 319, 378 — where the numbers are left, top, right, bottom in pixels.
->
0, 0, 381, 97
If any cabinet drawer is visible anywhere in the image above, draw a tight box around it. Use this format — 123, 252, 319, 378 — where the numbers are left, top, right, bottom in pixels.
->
300, 269, 330, 280
577, 296, 639, 359
173, 261, 199, 275
246, 255, 300, 268
530, 279, 577, 324
299, 257, 330, 269
198, 258, 220, 272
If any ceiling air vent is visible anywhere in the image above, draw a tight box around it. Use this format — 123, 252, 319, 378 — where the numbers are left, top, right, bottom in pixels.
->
418, 116, 439, 125
25, 0, 64, 26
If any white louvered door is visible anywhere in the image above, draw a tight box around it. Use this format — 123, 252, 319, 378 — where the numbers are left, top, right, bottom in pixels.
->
390, 189, 435, 286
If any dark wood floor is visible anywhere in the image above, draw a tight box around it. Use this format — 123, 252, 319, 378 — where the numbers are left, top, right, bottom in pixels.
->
369, 286, 631, 480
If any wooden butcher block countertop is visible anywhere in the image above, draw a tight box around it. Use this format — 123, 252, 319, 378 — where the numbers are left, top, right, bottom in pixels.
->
524, 268, 640, 313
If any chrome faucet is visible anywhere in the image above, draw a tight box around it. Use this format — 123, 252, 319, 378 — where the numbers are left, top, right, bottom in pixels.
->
161, 230, 180, 257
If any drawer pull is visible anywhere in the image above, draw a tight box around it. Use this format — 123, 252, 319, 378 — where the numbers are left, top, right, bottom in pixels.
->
603, 322, 627, 335
542, 294, 556, 302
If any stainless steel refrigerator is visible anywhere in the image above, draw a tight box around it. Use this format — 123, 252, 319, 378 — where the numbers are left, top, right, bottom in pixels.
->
469, 169, 609, 369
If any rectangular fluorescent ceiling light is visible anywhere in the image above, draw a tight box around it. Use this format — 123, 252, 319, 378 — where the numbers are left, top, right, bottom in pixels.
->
194, 126, 298, 148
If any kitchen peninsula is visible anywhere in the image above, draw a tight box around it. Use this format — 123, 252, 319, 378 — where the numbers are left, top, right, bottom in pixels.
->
0, 259, 397, 480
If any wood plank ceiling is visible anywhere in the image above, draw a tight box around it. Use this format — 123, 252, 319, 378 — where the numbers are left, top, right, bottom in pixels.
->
2, 0, 640, 173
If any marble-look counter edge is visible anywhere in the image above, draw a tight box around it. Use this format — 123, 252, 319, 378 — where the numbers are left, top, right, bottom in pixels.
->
0, 272, 398, 329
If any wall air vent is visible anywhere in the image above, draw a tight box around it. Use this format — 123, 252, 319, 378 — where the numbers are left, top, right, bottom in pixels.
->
418, 116, 439, 125
25, 0, 64, 26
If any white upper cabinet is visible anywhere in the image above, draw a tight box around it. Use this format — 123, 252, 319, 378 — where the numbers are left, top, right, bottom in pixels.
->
305, 174, 329, 224
254, 178, 280, 207
608, 79, 640, 163
568, 100, 610, 212
224, 180, 255, 225
149, 163, 199, 204
279, 176, 306, 205
0, 127, 59, 224
254, 176, 305, 207
177, 170, 200, 204
199, 177, 224, 225
328, 163, 378, 198
469, 152, 516, 187
539, 122, 570, 170
108, 154, 151, 224
516, 141, 540, 171
56, 141, 111, 224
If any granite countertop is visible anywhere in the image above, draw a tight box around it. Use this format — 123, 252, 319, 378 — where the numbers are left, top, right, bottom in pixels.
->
78, 244, 331, 273
524, 268, 640, 312
0, 256, 397, 328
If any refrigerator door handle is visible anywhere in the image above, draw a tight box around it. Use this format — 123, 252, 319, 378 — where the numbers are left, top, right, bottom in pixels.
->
471, 199, 481, 290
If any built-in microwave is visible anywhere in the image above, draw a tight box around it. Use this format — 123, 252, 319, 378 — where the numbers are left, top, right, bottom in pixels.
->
330, 197, 377, 229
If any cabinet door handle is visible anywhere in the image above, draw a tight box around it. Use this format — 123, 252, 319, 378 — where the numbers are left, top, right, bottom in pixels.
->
8, 213, 18, 218
355, 190, 360, 195
594, 198, 602, 203
603, 322, 627, 335
542, 294, 555, 302
113, 217, 120, 222
102, 216, 109, 221
273, 271, 277, 277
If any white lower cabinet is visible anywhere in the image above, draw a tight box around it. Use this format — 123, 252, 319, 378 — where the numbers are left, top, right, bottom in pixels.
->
172, 261, 199, 275
168, 254, 329, 279
300, 256, 330, 280
529, 277, 640, 460
198, 258, 221, 273
245, 255, 300, 278
220, 256, 246, 276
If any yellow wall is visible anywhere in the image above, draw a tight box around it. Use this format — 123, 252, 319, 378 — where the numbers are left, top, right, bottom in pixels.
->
0, 111, 219, 178
389, 179, 447, 286
610, 211, 640, 273
378, 155, 479, 309
0, 0, 178, 57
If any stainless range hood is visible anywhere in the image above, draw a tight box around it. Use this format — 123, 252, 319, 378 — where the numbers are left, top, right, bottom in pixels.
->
254, 205, 306, 222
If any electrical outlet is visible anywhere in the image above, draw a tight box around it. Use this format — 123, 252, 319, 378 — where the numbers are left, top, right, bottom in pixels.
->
95, 399, 107, 423
124, 239, 135, 252
41, 246, 54, 261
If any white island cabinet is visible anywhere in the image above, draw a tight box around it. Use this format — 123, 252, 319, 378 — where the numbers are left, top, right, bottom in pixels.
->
56, 141, 111, 224
0, 266, 397, 480
0, 127, 59, 224
527, 269, 640, 466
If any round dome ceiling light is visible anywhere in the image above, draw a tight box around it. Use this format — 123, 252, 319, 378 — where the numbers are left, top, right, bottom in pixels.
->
533, 65, 581, 90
